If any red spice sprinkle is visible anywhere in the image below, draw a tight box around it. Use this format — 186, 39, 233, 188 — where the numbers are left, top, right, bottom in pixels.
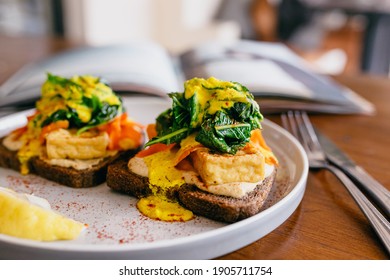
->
168, 213, 182, 217
96, 228, 115, 240
147, 204, 156, 208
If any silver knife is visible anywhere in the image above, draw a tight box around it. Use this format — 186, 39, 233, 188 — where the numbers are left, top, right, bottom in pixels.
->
317, 129, 390, 218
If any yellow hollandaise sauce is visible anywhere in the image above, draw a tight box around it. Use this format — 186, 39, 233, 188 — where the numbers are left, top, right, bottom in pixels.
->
137, 196, 193, 222
13, 74, 126, 174
183, 77, 252, 127
136, 149, 194, 222
0, 187, 85, 241
38, 74, 121, 124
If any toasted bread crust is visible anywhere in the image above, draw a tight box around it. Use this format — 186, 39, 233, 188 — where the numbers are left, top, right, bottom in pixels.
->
178, 171, 276, 223
107, 158, 152, 197
0, 137, 138, 188
106, 157, 277, 223
32, 156, 117, 188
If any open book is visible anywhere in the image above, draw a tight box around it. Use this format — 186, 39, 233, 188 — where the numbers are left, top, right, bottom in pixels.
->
0, 39, 375, 115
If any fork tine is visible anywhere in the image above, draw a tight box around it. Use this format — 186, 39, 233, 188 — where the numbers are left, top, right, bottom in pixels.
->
282, 110, 323, 157
282, 111, 309, 152
280, 112, 291, 135
300, 111, 322, 152
280, 112, 288, 132
294, 111, 313, 151
281, 111, 298, 138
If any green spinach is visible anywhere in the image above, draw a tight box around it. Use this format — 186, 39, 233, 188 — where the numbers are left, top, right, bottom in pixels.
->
40, 74, 122, 134
41, 108, 82, 128
145, 79, 263, 154
46, 73, 82, 90
196, 111, 251, 154
77, 103, 120, 134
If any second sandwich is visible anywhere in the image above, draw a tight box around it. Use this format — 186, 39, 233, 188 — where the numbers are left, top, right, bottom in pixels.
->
107, 77, 279, 223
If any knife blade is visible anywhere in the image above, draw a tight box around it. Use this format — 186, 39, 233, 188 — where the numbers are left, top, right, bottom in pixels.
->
316, 129, 390, 218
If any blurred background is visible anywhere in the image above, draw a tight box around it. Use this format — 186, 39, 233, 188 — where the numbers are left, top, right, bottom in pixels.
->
0, 0, 389, 76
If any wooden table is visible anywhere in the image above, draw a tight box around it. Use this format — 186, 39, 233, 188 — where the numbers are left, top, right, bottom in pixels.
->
0, 35, 389, 260
220, 74, 390, 260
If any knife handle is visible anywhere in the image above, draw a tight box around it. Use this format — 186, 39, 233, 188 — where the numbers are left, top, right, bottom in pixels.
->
345, 165, 390, 219
327, 165, 390, 255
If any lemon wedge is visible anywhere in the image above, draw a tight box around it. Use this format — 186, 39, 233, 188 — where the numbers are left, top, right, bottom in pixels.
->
0, 187, 85, 241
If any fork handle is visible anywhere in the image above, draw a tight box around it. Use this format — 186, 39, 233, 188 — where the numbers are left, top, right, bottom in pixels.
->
326, 165, 390, 255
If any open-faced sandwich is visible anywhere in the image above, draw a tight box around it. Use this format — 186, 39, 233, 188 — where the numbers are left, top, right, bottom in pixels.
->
0, 73, 143, 188
107, 77, 278, 223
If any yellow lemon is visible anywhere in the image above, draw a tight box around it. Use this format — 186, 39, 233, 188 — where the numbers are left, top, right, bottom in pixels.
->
0, 187, 85, 241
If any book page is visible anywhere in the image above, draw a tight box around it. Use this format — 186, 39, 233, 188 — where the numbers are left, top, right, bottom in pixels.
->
179, 39, 375, 114
200, 59, 313, 99
0, 42, 179, 107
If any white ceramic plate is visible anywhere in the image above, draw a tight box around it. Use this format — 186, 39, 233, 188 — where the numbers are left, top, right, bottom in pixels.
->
0, 96, 308, 259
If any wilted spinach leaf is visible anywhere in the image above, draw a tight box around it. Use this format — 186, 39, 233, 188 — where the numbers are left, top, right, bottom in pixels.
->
47, 73, 81, 90
188, 93, 203, 128
155, 108, 173, 134
145, 94, 192, 146
145, 78, 263, 154
228, 101, 262, 129
196, 111, 251, 154
147, 127, 190, 146
77, 103, 120, 134
82, 94, 101, 111
169, 92, 190, 129
41, 108, 83, 128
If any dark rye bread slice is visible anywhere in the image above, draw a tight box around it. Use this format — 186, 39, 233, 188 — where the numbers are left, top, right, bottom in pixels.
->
0, 137, 138, 188
107, 158, 152, 198
31, 156, 120, 188
178, 170, 276, 223
106, 157, 277, 223
107, 158, 179, 200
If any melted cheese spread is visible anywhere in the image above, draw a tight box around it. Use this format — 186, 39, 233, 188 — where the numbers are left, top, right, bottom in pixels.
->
43, 158, 104, 170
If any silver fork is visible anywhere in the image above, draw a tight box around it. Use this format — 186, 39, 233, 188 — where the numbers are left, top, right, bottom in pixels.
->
281, 111, 390, 255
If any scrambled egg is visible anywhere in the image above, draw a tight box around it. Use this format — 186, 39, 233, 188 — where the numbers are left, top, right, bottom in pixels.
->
0, 187, 85, 241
